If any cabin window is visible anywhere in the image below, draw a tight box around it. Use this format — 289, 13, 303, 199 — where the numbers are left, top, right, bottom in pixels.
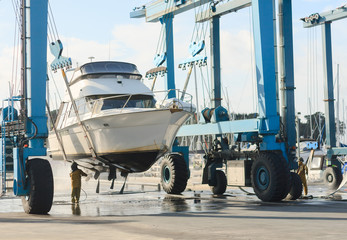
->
68, 98, 88, 117
100, 95, 156, 110
56, 102, 69, 129
71, 73, 142, 85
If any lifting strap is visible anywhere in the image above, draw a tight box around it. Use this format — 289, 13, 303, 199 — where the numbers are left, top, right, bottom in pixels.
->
60, 69, 97, 159
46, 101, 67, 161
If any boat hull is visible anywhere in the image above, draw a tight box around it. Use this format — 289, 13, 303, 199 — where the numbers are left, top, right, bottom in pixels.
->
48, 109, 190, 172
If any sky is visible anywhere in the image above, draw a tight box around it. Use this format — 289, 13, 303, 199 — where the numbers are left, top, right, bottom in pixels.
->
0, 0, 347, 121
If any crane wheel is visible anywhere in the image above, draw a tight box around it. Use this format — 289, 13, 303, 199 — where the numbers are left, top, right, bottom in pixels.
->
22, 158, 54, 214
211, 170, 227, 195
324, 166, 342, 190
286, 172, 303, 200
251, 152, 291, 202
160, 154, 188, 194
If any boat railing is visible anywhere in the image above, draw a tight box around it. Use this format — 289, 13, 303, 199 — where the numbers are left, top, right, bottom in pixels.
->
153, 89, 195, 113
88, 89, 194, 115
55, 89, 195, 123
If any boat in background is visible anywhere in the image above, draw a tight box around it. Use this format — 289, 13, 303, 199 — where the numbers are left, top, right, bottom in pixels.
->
48, 61, 194, 174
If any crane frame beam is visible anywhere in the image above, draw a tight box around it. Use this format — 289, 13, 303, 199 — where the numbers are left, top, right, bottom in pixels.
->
131, 0, 211, 22
301, 4, 347, 165
303, 5, 347, 28
196, 0, 251, 23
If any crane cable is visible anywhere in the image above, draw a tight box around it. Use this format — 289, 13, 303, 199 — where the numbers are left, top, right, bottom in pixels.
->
188, 2, 213, 107
46, 0, 64, 110
10, 0, 22, 99
45, 5, 98, 161
155, 0, 175, 58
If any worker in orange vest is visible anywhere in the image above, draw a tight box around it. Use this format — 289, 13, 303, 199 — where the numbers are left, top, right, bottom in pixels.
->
70, 162, 87, 204
297, 157, 308, 196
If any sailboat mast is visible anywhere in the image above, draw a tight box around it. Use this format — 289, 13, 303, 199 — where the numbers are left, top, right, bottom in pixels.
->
336, 64, 340, 146
343, 99, 345, 144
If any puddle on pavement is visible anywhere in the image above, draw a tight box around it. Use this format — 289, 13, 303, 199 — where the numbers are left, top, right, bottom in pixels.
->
48, 191, 236, 217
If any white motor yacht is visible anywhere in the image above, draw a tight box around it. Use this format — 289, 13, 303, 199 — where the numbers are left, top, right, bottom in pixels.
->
48, 61, 193, 173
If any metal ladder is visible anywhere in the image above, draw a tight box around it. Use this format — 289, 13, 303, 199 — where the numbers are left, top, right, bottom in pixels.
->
1, 123, 14, 194
1, 122, 6, 194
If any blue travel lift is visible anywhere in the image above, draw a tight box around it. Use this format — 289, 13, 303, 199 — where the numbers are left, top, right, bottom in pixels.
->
132, 0, 302, 201
301, 4, 347, 189
0, 0, 54, 214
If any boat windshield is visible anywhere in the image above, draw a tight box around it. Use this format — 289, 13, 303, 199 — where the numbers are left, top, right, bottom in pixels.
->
80, 62, 141, 76
95, 95, 156, 110
79, 73, 142, 81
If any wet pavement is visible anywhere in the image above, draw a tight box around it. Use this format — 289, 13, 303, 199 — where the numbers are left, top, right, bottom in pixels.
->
1, 183, 347, 239
1, 183, 347, 217
1, 161, 347, 239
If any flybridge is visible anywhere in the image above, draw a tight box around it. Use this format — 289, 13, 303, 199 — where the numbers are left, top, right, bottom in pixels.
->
79, 62, 141, 76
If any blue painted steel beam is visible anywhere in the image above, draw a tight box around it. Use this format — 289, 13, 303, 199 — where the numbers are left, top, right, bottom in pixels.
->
179, 0, 282, 152
162, 14, 176, 98
177, 117, 282, 137
251, 0, 280, 151
28, 0, 48, 149
252, 0, 279, 132
301, 4, 347, 163
177, 119, 260, 137
279, 0, 296, 152
302, 5, 347, 28
210, 16, 221, 108
13, 0, 48, 196
328, 147, 347, 156
196, 0, 251, 22
321, 22, 336, 149
130, 0, 211, 22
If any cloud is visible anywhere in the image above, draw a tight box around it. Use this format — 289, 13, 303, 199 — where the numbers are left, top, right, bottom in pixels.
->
219, 29, 256, 113
47, 22, 164, 108
3, 5, 347, 117
293, 20, 347, 118
0, 46, 18, 98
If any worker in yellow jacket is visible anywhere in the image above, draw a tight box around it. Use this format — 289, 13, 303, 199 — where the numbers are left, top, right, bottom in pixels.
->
70, 162, 87, 203
297, 157, 308, 196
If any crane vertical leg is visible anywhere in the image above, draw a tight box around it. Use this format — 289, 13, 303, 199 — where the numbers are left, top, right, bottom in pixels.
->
210, 16, 221, 109
11, 0, 53, 215
322, 22, 338, 166
252, 0, 279, 150
279, 0, 296, 167
27, 0, 48, 147
250, 1, 292, 199
14, 0, 48, 197
162, 13, 176, 98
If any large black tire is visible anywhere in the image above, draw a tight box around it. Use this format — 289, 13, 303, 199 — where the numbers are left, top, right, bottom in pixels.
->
251, 152, 291, 202
160, 154, 188, 194
324, 166, 342, 190
211, 170, 227, 195
286, 172, 303, 200
22, 158, 54, 214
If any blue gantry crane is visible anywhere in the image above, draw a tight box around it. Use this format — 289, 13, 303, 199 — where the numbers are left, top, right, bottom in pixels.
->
0, 0, 53, 214
301, 4, 347, 189
131, 0, 301, 201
